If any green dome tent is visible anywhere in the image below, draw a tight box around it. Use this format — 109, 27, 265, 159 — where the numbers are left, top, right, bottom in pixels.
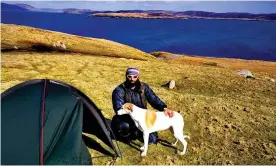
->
1, 79, 121, 165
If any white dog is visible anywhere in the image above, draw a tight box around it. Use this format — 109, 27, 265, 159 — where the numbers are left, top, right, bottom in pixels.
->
117, 103, 190, 157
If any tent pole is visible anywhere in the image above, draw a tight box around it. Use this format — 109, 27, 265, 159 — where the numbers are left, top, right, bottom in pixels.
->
103, 118, 123, 159
39, 79, 47, 165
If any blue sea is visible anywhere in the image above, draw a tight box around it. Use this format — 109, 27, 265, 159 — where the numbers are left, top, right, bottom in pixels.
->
2, 11, 276, 61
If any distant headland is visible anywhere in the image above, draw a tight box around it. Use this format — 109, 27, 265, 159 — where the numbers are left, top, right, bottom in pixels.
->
89, 11, 276, 21
2, 2, 276, 21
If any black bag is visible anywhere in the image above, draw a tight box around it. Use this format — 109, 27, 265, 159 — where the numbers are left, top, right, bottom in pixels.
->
111, 114, 141, 141
111, 114, 158, 144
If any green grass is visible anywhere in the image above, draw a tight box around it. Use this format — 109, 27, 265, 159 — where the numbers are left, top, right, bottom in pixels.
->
2, 51, 276, 165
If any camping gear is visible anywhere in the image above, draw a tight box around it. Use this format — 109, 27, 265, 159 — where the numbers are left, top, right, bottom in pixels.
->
111, 114, 158, 144
161, 80, 176, 89
237, 69, 255, 78
1, 79, 121, 165
111, 114, 139, 140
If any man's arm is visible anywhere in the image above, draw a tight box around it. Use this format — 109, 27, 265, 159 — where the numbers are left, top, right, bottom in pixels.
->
144, 83, 167, 111
144, 83, 174, 117
112, 87, 125, 113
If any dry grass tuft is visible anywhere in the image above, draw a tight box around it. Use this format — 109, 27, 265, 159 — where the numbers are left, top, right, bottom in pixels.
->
150, 51, 184, 60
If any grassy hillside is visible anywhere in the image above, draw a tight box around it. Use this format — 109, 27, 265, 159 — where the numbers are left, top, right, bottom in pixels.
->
1, 24, 276, 165
1, 24, 154, 60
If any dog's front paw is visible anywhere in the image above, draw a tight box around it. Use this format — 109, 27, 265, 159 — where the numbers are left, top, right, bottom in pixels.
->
141, 151, 147, 157
140, 146, 144, 151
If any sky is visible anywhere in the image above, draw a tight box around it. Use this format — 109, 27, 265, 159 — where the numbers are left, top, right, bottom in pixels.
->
3, 1, 276, 14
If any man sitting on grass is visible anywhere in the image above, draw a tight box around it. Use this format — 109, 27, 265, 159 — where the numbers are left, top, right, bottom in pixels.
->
111, 67, 174, 144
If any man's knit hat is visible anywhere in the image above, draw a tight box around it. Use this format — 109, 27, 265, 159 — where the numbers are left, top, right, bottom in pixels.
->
126, 67, 140, 76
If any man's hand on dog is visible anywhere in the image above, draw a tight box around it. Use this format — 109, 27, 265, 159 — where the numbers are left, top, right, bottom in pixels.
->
164, 108, 174, 118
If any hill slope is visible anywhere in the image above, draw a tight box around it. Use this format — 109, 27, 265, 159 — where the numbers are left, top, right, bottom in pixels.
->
1, 3, 28, 11
1, 24, 154, 60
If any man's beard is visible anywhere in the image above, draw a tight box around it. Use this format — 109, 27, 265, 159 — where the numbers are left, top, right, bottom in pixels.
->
125, 79, 140, 89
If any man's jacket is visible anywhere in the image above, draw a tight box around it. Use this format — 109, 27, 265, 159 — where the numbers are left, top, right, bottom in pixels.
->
112, 81, 167, 113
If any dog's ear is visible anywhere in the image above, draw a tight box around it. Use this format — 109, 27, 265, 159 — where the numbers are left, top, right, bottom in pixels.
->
128, 103, 133, 112
124, 103, 133, 112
